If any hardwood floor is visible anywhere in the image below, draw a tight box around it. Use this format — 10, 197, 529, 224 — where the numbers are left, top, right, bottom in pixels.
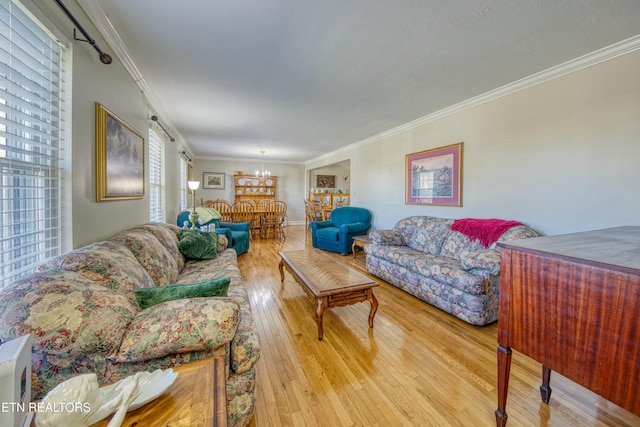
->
239, 226, 639, 427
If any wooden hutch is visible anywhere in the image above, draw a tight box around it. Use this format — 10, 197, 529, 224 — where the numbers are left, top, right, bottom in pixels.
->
309, 192, 349, 207
234, 174, 277, 203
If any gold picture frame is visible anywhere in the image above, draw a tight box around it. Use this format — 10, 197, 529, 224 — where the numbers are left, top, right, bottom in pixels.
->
95, 102, 145, 202
405, 142, 463, 206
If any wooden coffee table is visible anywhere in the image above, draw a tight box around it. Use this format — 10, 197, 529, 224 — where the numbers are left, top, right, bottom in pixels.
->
279, 250, 379, 340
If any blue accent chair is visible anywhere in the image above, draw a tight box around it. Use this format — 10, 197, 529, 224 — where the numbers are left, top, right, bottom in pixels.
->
176, 211, 250, 255
310, 207, 372, 255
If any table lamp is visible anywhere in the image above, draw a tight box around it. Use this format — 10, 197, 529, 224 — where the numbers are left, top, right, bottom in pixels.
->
187, 181, 200, 228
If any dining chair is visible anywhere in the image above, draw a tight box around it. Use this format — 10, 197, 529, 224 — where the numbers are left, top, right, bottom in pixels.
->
304, 199, 324, 232
262, 201, 287, 240
231, 200, 256, 239
205, 199, 233, 223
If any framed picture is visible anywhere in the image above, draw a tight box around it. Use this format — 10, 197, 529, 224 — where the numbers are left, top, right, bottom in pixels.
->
187, 163, 194, 181
316, 175, 335, 188
95, 102, 144, 202
405, 142, 463, 206
203, 172, 225, 189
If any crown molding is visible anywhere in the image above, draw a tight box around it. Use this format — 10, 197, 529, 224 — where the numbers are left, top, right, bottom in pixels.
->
73, 2, 639, 164
76, 0, 186, 147
307, 34, 640, 165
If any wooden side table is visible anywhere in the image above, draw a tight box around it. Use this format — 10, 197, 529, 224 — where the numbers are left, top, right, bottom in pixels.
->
91, 356, 227, 427
351, 235, 371, 259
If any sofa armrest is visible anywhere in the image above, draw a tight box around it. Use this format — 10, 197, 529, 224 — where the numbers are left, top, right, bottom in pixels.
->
370, 229, 405, 246
310, 220, 333, 231
460, 249, 501, 275
113, 298, 240, 363
340, 222, 370, 235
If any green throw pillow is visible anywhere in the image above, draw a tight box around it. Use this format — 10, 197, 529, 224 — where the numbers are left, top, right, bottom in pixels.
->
134, 277, 231, 309
178, 229, 218, 260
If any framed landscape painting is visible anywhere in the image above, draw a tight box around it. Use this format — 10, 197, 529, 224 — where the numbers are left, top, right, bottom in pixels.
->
405, 142, 463, 206
203, 172, 225, 189
95, 102, 145, 202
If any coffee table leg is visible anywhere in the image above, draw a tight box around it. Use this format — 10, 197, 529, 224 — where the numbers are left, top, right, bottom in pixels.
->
316, 297, 328, 340
367, 289, 378, 328
278, 259, 285, 282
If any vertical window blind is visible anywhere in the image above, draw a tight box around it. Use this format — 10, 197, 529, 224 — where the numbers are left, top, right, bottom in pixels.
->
179, 156, 187, 212
148, 129, 165, 222
0, 0, 67, 288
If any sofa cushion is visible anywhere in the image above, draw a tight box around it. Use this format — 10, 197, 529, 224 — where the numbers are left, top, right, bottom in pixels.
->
134, 277, 231, 309
439, 230, 484, 259
178, 229, 218, 260
135, 223, 185, 271
36, 241, 155, 303
114, 298, 240, 363
394, 216, 453, 248
405, 217, 454, 254
177, 250, 261, 374
216, 233, 229, 253
111, 228, 179, 285
365, 244, 487, 294
0, 270, 138, 356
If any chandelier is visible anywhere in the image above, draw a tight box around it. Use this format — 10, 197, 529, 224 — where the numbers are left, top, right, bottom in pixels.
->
255, 150, 271, 178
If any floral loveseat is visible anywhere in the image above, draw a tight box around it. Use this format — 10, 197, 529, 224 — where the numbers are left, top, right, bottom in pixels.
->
365, 216, 538, 325
0, 223, 260, 426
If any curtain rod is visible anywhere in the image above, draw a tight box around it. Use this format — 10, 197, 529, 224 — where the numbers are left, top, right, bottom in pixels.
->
151, 115, 176, 142
53, 0, 112, 64
180, 151, 192, 162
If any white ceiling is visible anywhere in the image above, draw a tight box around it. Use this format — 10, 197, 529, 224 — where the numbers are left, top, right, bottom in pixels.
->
87, 0, 640, 163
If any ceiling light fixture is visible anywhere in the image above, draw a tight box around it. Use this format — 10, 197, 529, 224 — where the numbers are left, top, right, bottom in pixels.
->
255, 150, 271, 179
53, 0, 113, 64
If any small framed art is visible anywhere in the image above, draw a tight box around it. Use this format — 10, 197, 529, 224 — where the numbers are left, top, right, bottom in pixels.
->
203, 172, 225, 189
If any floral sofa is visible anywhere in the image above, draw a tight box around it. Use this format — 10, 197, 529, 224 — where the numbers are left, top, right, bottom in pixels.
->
0, 222, 260, 426
365, 216, 538, 325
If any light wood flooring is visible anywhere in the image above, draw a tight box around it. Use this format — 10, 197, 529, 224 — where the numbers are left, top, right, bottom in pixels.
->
239, 226, 639, 427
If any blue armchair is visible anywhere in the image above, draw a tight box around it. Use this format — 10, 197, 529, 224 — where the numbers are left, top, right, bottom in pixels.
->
176, 211, 250, 255
311, 207, 372, 255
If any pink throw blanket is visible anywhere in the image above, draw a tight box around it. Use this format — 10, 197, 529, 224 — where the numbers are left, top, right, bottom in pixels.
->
451, 218, 522, 248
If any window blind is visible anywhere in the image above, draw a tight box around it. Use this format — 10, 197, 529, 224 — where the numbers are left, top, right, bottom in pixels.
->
148, 129, 165, 222
0, 0, 67, 288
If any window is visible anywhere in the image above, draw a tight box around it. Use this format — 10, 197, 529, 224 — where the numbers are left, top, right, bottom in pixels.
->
148, 129, 165, 222
0, 0, 69, 288
179, 156, 187, 211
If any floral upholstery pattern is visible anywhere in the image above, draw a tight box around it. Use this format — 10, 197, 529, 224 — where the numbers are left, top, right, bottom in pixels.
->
177, 252, 261, 375
365, 216, 538, 325
134, 223, 186, 271
0, 270, 138, 356
0, 222, 260, 426
114, 298, 240, 363
36, 240, 155, 303
110, 228, 180, 286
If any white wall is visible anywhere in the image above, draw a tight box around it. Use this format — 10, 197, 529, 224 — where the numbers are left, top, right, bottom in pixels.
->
307, 50, 640, 236
32, 0, 640, 242
34, 0, 186, 247
192, 159, 306, 225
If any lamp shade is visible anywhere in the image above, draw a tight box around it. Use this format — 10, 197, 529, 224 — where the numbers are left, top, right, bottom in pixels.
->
188, 181, 200, 191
